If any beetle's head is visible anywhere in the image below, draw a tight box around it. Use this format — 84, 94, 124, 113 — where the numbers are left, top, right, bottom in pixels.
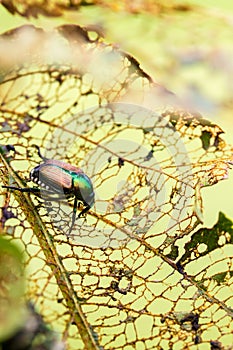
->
74, 173, 95, 208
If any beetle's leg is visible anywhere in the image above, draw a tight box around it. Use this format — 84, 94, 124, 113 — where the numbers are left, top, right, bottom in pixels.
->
2, 185, 56, 199
33, 144, 49, 161
69, 196, 78, 234
78, 204, 91, 218
2, 185, 41, 194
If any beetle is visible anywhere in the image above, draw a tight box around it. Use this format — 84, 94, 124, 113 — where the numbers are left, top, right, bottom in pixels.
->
2, 145, 95, 233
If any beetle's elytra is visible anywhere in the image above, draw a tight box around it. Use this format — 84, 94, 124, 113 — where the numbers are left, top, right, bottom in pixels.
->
2, 146, 95, 233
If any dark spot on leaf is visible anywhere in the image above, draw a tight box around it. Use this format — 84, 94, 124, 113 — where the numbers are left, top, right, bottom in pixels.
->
213, 134, 222, 149
200, 130, 212, 150
143, 127, 153, 134
15, 121, 30, 133
118, 158, 124, 168
194, 335, 201, 344
212, 272, 228, 285
144, 149, 154, 161
160, 316, 165, 323
0, 144, 15, 155
166, 245, 178, 260
179, 212, 233, 265
176, 261, 185, 274
0, 207, 16, 227
110, 280, 128, 295
210, 340, 223, 350
6, 145, 15, 152
37, 93, 44, 102
180, 313, 199, 331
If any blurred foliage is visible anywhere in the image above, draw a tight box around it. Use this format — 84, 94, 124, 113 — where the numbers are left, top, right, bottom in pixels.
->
0, 236, 25, 342
0, 302, 65, 350
1, 0, 193, 18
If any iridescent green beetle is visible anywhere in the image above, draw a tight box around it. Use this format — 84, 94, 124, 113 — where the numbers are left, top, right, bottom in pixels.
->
3, 146, 94, 233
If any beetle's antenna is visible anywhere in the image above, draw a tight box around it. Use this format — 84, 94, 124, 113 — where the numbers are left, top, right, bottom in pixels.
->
33, 145, 49, 161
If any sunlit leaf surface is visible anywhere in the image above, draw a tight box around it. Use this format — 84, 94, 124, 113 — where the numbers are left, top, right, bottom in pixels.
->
1, 25, 233, 349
